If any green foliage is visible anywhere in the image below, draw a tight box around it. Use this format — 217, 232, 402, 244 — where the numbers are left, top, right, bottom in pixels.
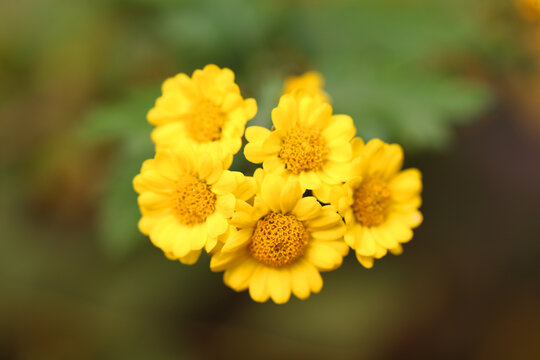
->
78, 88, 157, 257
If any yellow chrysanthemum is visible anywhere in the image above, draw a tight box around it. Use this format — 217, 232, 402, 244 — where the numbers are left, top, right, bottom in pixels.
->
283, 71, 330, 102
319, 138, 423, 269
147, 64, 257, 159
244, 93, 355, 191
515, 0, 540, 21
133, 144, 256, 264
210, 171, 348, 304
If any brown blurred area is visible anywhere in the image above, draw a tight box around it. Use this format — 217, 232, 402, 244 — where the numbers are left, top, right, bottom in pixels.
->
1, 0, 540, 359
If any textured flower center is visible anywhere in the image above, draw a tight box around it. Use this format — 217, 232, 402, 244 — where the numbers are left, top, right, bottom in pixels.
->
174, 176, 216, 225
352, 176, 392, 227
279, 127, 329, 174
185, 99, 226, 143
249, 212, 309, 267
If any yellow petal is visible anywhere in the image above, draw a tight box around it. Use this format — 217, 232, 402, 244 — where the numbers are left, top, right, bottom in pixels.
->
262, 156, 286, 173
179, 250, 202, 265
303, 261, 323, 293
224, 260, 257, 291
374, 226, 399, 249
268, 268, 291, 304
261, 174, 284, 212
356, 253, 374, 269
249, 265, 271, 303
299, 171, 323, 190
222, 228, 253, 253
205, 237, 218, 253
389, 169, 422, 200
305, 210, 342, 229
137, 192, 171, 211
272, 95, 297, 131
215, 193, 235, 218
292, 197, 321, 221
206, 214, 229, 238
149, 216, 177, 250
390, 244, 404, 255
262, 131, 283, 153
190, 224, 208, 250
305, 243, 343, 271
344, 228, 357, 248
355, 226, 377, 256
323, 115, 356, 146
172, 226, 193, 258
280, 178, 303, 214
245, 126, 271, 143
210, 251, 243, 272
310, 224, 346, 241
244, 143, 267, 164
386, 219, 414, 243
212, 171, 237, 195
322, 161, 350, 184
290, 263, 311, 300
327, 143, 352, 162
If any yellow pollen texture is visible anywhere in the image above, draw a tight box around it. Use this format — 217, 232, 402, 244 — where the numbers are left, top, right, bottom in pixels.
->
279, 127, 329, 174
174, 175, 216, 225
352, 176, 392, 227
249, 212, 309, 267
184, 99, 226, 143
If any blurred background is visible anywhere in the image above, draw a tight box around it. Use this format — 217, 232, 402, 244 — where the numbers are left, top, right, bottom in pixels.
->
1, 0, 540, 358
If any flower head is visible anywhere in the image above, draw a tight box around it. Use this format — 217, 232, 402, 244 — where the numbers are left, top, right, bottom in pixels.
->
210, 171, 348, 304
283, 71, 330, 102
148, 64, 257, 160
244, 93, 355, 191
321, 138, 423, 269
133, 143, 256, 264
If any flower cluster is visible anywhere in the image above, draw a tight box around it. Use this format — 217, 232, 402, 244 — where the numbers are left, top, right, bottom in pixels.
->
134, 65, 422, 304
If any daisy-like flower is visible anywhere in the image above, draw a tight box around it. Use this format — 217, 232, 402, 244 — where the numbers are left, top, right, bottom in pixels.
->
147, 64, 257, 159
244, 93, 355, 191
323, 138, 422, 269
133, 144, 256, 264
210, 171, 348, 304
283, 71, 330, 102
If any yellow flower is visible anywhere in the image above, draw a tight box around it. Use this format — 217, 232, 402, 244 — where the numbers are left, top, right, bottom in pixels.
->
133, 143, 256, 264
515, 0, 540, 22
210, 171, 348, 304
283, 71, 330, 102
147, 64, 257, 159
244, 93, 355, 191
320, 138, 423, 269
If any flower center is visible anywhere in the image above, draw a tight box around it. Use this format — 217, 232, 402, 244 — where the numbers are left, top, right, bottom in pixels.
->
352, 176, 392, 227
249, 212, 309, 267
184, 99, 226, 143
279, 127, 329, 174
174, 175, 216, 225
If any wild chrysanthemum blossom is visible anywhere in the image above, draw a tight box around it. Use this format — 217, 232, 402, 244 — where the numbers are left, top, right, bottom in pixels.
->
147, 64, 257, 159
244, 93, 355, 191
133, 144, 256, 264
283, 71, 330, 102
319, 138, 422, 269
210, 171, 348, 304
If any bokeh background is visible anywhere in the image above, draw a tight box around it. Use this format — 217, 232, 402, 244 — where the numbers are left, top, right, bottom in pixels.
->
2, 0, 540, 359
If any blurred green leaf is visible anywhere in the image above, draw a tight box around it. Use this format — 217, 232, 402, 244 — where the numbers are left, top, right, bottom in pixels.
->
79, 88, 157, 257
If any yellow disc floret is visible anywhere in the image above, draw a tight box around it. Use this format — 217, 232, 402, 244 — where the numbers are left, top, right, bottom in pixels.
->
174, 175, 216, 225
184, 99, 226, 143
352, 175, 391, 227
279, 127, 329, 175
249, 212, 309, 267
